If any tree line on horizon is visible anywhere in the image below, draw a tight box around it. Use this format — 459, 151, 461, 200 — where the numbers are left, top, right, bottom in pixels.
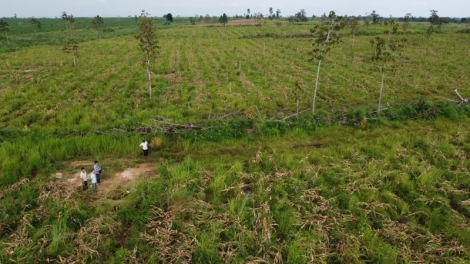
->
2, 7, 469, 22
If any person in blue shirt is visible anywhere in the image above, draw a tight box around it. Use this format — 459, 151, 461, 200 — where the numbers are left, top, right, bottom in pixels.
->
94, 160, 101, 183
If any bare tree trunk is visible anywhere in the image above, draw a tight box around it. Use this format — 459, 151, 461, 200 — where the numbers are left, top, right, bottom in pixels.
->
146, 60, 152, 99
312, 59, 322, 114
378, 68, 385, 113
263, 41, 265, 59
311, 24, 332, 115
73, 55, 76, 67
296, 96, 299, 119
352, 31, 356, 49
99, 32, 102, 52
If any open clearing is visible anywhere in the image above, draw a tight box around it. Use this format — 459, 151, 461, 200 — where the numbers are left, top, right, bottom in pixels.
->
2, 17, 470, 263
58, 162, 156, 196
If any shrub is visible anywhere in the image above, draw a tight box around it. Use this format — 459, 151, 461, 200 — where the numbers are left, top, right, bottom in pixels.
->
149, 137, 162, 149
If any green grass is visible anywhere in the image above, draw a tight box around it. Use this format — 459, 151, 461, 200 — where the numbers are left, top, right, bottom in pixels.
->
1, 19, 470, 263
2, 118, 470, 262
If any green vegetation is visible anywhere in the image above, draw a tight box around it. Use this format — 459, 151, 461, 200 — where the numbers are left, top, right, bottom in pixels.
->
1, 16, 470, 262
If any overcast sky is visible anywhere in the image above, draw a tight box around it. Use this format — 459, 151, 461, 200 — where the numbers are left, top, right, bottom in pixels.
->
1, 0, 468, 18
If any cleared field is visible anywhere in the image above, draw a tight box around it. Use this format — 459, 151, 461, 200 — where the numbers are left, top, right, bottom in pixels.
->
1, 20, 470, 263
0, 22, 469, 132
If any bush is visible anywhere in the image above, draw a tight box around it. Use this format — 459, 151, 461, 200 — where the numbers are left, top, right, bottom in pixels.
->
149, 137, 162, 149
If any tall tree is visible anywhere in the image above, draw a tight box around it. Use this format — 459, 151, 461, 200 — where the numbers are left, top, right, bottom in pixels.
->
135, 10, 159, 100
62, 11, 74, 29
308, 11, 346, 114
219, 13, 228, 27
165, 13, 174, 22
92, 15, 104, 51
349, 16, 359, 49
0, 19, 9, 45
427, 10, 443, 37
370, 19, 403, 113
276, 9, 281, 19
300, 9, 307, 21
371, 10, 380, 24
62, 12, 79, 67
269, 7, 274, 19
29, 17, 41, 35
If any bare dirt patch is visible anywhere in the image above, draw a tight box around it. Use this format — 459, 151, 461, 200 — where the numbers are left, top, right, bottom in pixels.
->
98, 163, 156, 196
57, 163, 156, 197
227, 19, 259, 26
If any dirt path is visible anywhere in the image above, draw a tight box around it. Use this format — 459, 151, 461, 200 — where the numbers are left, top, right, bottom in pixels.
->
57, 163, 156, 196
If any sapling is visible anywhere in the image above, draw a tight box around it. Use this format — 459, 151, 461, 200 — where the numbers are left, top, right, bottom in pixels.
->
403, 13, 411, 35
62, 13, 79, 67
61, 11, 73, 30
92, 15, 104, 51
308, 11, 346, 114
370, 19, 404, 113
348, 16, 359, 49
294, 81, 306, 119
255, 13, 267, 59
0, 19, 9, 45
29, 17, 41, 35
135, 10, 159, 100
427, 10, 439, 39
363, 13, 371, 27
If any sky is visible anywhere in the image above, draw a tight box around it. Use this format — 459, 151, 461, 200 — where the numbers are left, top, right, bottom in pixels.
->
1, 0, 468, 18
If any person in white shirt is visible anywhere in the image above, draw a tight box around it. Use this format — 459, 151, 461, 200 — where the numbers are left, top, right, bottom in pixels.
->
79, 167, 88, 190
139, 140, 149, 157
90, 169, 97, 192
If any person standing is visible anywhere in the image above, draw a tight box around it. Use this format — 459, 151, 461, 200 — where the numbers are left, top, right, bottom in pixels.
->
139, 140, 149, 157
94, 160, 101, 183
90, 169, 97, 192
79, 167, 88, 190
